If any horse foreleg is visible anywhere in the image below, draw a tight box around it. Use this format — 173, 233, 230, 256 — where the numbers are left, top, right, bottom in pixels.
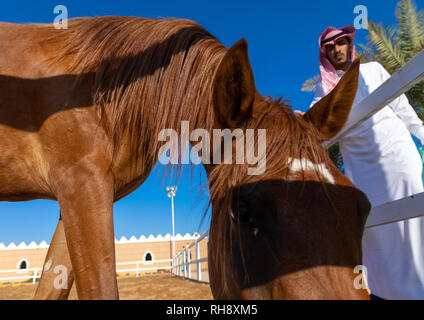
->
34, 215, 74, 300
55, 171, 118, 300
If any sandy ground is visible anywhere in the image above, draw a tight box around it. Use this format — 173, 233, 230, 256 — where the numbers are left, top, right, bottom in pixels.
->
0, 273, 213, 300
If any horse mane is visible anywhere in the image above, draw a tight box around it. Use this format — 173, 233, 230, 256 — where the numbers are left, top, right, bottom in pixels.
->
34, 15, 331, 186
36, 16, 227, 177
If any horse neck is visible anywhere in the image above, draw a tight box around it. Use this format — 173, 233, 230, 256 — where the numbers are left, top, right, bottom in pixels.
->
110, 42, 226, 188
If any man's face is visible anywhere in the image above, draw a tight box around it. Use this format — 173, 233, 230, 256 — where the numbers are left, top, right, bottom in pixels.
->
325, 37, 351, 69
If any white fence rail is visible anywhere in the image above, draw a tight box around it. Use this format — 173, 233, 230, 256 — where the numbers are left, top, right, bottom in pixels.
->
0, 259, 172, 285
171, 231, 209, 283
116, 259, 172, 276
365, 192, 424, 228
0, 268, 41, 284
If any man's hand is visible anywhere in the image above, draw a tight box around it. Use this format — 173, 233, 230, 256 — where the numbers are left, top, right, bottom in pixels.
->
294, 110, 305, 116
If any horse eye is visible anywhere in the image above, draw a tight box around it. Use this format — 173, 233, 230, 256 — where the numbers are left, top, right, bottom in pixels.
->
230, 209, 236, 222
230, 206, 250, 223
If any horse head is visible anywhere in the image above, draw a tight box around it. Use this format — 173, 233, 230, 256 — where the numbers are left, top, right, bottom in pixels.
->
206, 40, 370, 299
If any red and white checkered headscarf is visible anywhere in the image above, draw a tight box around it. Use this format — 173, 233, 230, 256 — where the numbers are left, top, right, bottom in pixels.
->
319, 26, 356, 95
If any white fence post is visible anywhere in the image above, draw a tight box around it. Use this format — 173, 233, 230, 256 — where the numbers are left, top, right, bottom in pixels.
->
196, 237, 201, 281
136, 261, 140, 277
32, 270, 37, 284
187, 245, 191, 279
183, 248, 187, 278
178, 251, 181, 277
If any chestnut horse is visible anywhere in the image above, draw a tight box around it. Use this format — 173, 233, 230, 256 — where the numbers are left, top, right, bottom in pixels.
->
0, 16, 370, 299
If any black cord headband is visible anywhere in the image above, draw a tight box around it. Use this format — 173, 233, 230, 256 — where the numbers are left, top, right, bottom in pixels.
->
320, 29, 350, 46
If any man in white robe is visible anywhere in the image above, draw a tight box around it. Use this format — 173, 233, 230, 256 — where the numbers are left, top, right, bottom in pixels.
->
306, 26, 424, 299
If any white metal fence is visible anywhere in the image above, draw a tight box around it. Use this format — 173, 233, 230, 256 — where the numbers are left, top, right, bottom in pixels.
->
0, 268, 42, 285
171, 231, 209, 283
0, 233, 209, 285
116, 259, 172, 276
0, 259, 172, 285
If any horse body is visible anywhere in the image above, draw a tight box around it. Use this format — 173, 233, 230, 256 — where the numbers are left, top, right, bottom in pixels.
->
0, 23, 49, 200
0, 21, 151, 203
0, 17, 370, 299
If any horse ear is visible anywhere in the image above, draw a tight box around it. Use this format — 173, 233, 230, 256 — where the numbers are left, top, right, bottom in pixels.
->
303, 59, 360, 141
213, 39, 255, 128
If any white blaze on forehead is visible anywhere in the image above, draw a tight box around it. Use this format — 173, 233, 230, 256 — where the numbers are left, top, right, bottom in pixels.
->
287, 157, 335, 184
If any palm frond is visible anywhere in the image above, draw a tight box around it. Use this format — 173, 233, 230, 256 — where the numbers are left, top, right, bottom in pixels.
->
356, 45, 377, 63
301, 75, 320, 92
367, 22, 407, 74
395, 0, 424, 57
419, 10, 424, 24
417, 9, 424, 49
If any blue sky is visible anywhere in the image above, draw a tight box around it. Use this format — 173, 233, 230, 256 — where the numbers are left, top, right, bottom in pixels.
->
0, 0, 412, 244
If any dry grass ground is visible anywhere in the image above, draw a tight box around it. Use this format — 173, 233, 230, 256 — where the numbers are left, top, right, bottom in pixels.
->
0, 273, 213, 300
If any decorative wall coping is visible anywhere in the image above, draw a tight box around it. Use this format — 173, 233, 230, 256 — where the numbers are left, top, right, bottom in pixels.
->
114, 233, 199, 244
0, 233, 200, 251
0, 241, 49, 251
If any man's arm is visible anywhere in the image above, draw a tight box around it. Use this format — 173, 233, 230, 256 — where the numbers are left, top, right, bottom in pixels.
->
375, 62, 424, 145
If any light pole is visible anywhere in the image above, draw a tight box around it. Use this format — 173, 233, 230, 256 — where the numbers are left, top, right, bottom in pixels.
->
166, 186, 177, 257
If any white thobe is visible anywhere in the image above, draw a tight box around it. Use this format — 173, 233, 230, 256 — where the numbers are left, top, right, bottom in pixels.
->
311, 61, 424, 299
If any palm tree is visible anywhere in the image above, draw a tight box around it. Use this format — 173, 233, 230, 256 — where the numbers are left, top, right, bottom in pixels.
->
302, 0, 424, 168
359, 0, 424, 117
